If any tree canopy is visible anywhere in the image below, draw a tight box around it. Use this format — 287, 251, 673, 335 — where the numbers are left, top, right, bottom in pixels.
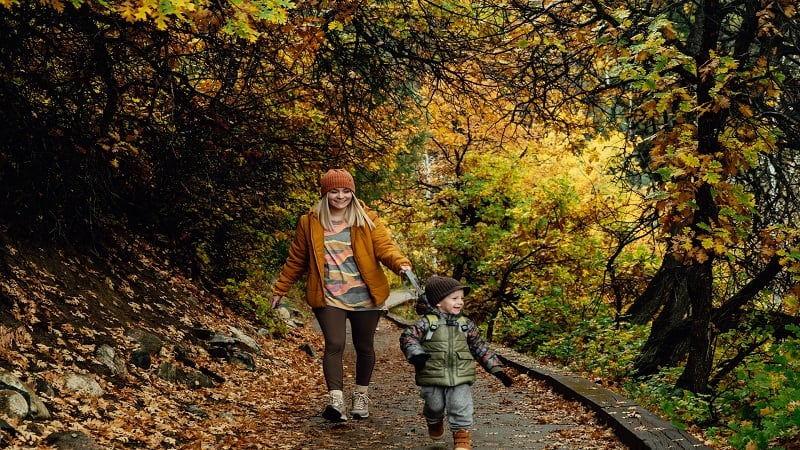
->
1, 0, 799, 447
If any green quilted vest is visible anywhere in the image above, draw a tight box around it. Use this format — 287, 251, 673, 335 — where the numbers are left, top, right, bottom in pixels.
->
415, 315, 477, 387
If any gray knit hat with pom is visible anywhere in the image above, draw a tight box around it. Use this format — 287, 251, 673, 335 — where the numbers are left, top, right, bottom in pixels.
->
424, 276, 471, 306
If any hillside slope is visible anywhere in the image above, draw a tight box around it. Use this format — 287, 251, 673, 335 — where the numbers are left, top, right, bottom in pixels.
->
0, 228, 325, 448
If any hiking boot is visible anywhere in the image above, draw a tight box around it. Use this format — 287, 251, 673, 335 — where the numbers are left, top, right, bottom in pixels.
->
427, 420, 445, 440
453, 429, 471, 450
351, 392, 370, 419
322, 392, 347, 422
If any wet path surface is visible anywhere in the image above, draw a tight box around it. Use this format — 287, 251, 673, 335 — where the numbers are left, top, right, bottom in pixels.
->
296, 315, 626, 449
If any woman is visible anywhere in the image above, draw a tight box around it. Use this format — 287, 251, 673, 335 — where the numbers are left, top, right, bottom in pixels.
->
270, 168, 412, 422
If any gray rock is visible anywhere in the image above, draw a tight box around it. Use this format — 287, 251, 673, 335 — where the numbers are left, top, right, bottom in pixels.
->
45, 430, 102, 450
228, 326, 260, 354
95, 344, 128, 376
0, 369, 50, 419
125, 328, 163, 355
64, 373, 103, 398
0, 389, 28, 419
157, 362, 213, 388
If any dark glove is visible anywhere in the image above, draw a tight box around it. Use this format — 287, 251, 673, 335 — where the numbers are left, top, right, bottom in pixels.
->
494, 371, 513, 387
409, 353, 430, 372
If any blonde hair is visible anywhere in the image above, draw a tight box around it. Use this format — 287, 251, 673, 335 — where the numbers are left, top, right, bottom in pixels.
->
315, 193, 375, 231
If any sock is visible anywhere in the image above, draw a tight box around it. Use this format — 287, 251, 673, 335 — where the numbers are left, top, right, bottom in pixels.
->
355, 385, 368, 394
329, 389, 344, 401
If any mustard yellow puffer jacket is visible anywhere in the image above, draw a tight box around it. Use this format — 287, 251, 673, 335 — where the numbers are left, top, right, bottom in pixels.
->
271, 204, 411, 309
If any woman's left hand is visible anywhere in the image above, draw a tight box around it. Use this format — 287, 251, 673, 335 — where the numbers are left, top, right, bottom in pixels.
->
399, 265, 411, 275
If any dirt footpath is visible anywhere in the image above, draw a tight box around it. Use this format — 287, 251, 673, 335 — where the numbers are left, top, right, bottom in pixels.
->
295, 316, 626, 449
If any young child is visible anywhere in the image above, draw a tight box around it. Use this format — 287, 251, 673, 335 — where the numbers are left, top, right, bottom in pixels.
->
399, 275, 513, 450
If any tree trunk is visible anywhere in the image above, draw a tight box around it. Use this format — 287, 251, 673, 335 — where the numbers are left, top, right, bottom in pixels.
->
629, 253, 785, 381
624, 253, 684, 324
675, 259, 715, 394
630, 260, 692, 375
667, 0, 722, 394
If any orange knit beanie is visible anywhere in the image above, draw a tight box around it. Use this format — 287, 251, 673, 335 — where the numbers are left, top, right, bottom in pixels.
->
320, 169, 356, 196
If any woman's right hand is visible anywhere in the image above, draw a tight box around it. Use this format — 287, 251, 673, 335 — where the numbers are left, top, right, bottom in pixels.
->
270, 295, 282, 309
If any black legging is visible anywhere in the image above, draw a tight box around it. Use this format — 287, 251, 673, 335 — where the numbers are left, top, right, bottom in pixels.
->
314, 306, 382, 391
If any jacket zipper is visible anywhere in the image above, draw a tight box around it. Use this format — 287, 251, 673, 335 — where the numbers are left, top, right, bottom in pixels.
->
448, 324, 456, 386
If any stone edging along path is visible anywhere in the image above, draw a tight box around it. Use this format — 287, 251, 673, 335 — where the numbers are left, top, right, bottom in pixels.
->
383, 309, 711, 450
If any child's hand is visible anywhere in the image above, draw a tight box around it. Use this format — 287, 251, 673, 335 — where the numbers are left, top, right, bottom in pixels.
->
408, 353, 430, 372
494, 371, 513, 387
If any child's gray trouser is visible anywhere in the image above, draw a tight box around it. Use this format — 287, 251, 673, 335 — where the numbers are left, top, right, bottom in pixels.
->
420, 384, 473, 430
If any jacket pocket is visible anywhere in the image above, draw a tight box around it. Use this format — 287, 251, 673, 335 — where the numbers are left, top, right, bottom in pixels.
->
360, 266, 390, 300
456, 351, 476, 377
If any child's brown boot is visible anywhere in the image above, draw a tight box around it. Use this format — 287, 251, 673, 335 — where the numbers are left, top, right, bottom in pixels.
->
453, 429, 471, 450
427, 420, 445, 440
